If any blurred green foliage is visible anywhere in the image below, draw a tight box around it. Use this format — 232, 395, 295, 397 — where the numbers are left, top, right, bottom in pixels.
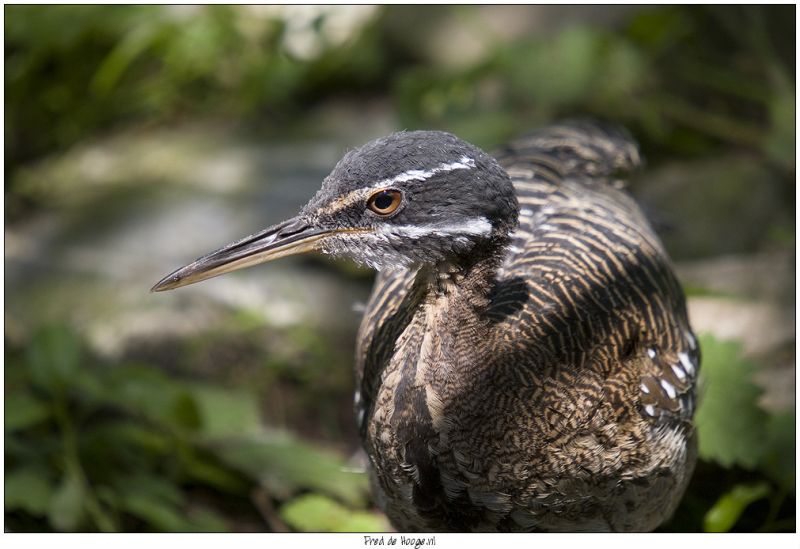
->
6, 6, 794, 177
5, 325, 382, 532
6, 5, 386, 177
281, 494, 389, 533
5, 4, 796, 533
7, 327, 794, 532
393, 6, 794, 171
685, 335, 795, 533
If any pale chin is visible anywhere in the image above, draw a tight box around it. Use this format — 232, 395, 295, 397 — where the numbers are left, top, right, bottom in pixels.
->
318, 232, 419, 272
319, 231, 479, 272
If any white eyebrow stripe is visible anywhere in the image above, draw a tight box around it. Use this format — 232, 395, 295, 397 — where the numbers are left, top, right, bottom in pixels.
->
372, 156, 476, 188
379, 217, 492, 239
314, 156, 476, 218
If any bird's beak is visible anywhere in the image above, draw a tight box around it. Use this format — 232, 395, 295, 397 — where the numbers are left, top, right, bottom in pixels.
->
151, 216, 340, 292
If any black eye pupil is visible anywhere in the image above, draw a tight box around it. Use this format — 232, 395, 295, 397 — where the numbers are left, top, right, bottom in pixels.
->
374, 192, 394, 210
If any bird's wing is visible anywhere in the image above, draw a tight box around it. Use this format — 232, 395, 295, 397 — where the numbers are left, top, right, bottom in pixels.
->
494, 120, 643, 186
492, 121, 699, 427
635, 337, 700, 424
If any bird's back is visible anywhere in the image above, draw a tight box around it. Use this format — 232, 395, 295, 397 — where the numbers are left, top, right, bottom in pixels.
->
356, 122, 699, 532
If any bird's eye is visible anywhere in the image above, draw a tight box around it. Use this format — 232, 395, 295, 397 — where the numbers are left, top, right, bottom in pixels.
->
367, 189, 402, 216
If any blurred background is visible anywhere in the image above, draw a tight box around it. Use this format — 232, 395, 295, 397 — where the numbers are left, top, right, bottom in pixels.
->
4, 5, 795, 533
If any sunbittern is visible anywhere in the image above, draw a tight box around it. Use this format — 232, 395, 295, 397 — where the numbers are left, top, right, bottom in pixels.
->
153, 122, 699, 532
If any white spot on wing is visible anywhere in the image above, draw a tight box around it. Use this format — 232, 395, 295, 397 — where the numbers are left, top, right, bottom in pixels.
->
647, 348, 657, 359
686, 331, 697, 350
356, 407, 365, 429
644, 404, 656, 417
659, 379, 677, 399
671, 363, 687, 381
678, 351, 695, 376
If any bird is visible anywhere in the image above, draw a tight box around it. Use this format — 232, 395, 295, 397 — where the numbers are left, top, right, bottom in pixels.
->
152, 121, 699, 532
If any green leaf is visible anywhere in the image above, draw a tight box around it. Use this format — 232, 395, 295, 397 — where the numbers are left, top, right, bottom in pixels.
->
101, 421, 172, 455
185, 506, 229, 533
113, 474, 193, 532
760, 412, 796, 491
118, 493, 197, 532
208, 432, 369, 506
181, 452, 250, 494
704, 483, 771, 532
48, 473, 87, 531
113, 474, 228, 532
594, 39, 646, 104
281, 494, 388, 533
112, 473, 183, 508
77, 420, 173, 483
90, 22, 162, 96
5, 467, 55, 515
5, 391, 51, 431
694, 334, 769, 469
504, 27, 600, 108
762, 84, 795, 169
92, 364, 201, 431
627, 6, 691, 53
189, 384, 263, 437
170, 390, 202, 431
26, 325, 82, 394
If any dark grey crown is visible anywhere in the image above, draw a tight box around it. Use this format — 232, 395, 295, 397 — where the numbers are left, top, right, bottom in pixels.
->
300, 131, 519, 270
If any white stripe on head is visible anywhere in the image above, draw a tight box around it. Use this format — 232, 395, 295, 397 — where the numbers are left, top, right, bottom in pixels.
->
372, 156, 476, 189
379, 216, 492, 239
314, 156, 477, 217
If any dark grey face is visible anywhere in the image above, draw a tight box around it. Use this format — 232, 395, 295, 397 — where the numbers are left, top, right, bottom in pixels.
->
152, 131, 518, 291
300, 131, 519, 270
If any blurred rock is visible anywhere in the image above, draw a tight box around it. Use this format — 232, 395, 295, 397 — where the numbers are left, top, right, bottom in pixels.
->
10, 113, 391, 210
752, 354, 795, 413
633, 155, 793, 260
5, 107, 397, 362
676, 251, 795, 303
687, 297, 794, 358
250, 6, 379, 61
384, 5, 636, 69
679, 251, 795, 413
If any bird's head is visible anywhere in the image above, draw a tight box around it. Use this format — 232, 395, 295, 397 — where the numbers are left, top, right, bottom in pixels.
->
152, 131, 518, 291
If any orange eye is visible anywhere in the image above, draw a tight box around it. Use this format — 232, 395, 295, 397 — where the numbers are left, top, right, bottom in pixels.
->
367, 189, 403, 216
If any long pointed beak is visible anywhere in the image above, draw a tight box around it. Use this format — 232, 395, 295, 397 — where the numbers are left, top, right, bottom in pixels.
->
151, 216, 333, 292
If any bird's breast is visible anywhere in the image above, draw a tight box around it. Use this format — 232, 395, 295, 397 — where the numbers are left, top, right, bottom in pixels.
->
365, 283, 490, 526
368, 290, 455, 459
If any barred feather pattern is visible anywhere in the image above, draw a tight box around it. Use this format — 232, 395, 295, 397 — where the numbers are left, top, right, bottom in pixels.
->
354, 122, 699, 532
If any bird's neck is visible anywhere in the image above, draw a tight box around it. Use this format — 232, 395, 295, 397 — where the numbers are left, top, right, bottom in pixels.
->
382, 241, 506, 452
420, 239, 507, 305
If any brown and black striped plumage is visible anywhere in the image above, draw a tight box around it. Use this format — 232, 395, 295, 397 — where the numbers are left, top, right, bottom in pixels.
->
354, 123, 699, 532
153, 121, 699, 533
